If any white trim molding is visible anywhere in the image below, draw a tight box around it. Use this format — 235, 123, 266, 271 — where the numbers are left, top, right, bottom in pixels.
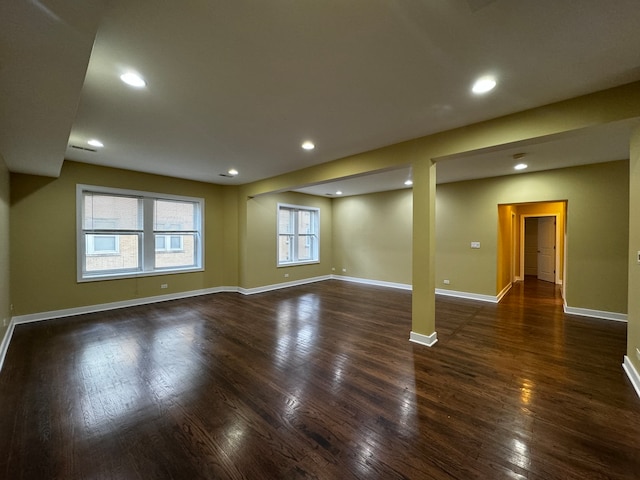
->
12, 286, 237, 325
435, 288, 498, 303
239, 275, 332, 295
496, 283, 513, 302
1, 276, 408, 370
0, 318, 16, 372
409, 331, 438, 347
563, 303, 628, 322
333, 275, 412, 291
623, 356, 640, 399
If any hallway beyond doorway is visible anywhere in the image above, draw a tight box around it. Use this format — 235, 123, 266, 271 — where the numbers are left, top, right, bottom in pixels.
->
513, 275, 564, 307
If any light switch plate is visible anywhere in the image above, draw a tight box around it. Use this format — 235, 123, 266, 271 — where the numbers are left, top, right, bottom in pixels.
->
471, 241, 481, 249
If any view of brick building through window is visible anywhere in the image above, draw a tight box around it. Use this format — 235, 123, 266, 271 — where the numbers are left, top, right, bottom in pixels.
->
83, 193, 198, 275
153, 199, 196, 269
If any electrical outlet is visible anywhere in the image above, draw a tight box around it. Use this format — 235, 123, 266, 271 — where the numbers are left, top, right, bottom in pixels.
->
284, 273, 289, 278
471, 241, 481, 249
636, 348, 640, 362
2, 318, 6, 327
342, 268, 347, 273
331, 267, 335, 271
443, 279, 450, 285
161, 284, 168, 289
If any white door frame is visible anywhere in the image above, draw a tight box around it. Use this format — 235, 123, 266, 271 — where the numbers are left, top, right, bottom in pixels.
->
520, 213, 561, 284
511, 211, 517, 284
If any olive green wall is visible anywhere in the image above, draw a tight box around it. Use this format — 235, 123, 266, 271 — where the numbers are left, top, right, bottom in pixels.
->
10, 161, 234, 316
222, 186, 240, 287
436, 160, 629, 313
627, 126, 640, 375
436, 174, 500, 296
332, 189, 412, 285
243, 192, 332, 289
5, 158, 632, 318
0, 155, 10, 340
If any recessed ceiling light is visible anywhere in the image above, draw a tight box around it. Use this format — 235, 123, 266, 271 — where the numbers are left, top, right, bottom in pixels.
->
404, 179, 413, 186
514, 163, 528, 170
87, 139, 104, 148
120, 72, 146, 88
472, 76, 496, 94
228, 168, 239, 176
301, 141, 315, 150
336, 190, 343, 195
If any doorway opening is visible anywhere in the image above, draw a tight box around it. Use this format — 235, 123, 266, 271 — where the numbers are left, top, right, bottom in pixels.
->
497, 200, 567, 303
523, 215, 557, 283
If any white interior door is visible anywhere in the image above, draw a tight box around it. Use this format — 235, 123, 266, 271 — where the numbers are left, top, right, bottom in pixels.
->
537, 217, 556, 283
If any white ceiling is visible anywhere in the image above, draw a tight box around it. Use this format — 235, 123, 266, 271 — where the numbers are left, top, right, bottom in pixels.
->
2, 0, 640, 194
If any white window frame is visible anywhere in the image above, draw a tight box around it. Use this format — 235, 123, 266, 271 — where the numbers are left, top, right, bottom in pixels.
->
86, 234, 120, 255
155, 234, 184, 252
77, 184, 204, 282
277, 203, 320, 267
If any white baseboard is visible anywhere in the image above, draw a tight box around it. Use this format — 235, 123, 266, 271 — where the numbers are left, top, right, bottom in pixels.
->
9, 275, 394, 323
0, 276, 408, 371
623, 356, 640, 399
12, 286, 237, 325
435, 288, 498, 303
0, 319, 16, 372
563, 303, 627, 322
332, 275, 412, 291
409, 331, 438, 347
4, 274, 631, 375
239, 275, 332, 295
496, 283, 512, 302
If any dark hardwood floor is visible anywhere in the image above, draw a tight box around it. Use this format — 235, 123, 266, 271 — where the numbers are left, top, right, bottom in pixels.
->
1, 279, 639, 479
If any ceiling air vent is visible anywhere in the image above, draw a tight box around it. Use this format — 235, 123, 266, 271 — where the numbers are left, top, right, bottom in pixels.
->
70, 145, 97, 152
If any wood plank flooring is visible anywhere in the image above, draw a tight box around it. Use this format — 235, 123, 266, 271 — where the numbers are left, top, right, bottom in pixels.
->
1, 279, 639, 479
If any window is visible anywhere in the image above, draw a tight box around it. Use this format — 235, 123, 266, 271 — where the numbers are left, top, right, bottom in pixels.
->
87, 235, 120, 255
77, 185, 204, 281
155, 235, 183, 252
278, 204, 319, 266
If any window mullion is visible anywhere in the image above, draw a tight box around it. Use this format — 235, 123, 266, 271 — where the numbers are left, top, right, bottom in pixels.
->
292, 210, 299, 262
143, 197, 155, 271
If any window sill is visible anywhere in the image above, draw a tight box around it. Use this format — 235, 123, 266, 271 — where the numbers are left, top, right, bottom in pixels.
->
277, 260, 320, 268
78, 266, 204, 283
